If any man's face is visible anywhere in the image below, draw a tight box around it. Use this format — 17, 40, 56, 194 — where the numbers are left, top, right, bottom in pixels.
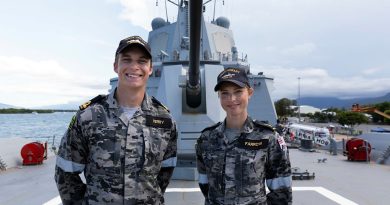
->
114, 46, 152, 90
218, 82, 253, 117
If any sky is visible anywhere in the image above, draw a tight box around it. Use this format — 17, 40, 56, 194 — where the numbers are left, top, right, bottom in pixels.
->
0, 0, 389, 108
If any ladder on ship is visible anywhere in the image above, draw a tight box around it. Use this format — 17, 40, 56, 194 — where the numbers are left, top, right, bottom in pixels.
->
0, 156, 7, 171
377, 145, 390, 164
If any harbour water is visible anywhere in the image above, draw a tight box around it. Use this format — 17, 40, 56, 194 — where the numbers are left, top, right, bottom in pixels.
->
1, 112, 389, 158
0, 112, 75, 146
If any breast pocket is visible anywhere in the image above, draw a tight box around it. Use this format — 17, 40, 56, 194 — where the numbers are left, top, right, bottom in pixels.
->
142, 126, 170, 174
87, 126, 122, 180
236, 149, 265, 197
202, 149, 225, 198
89, 125, 122, 168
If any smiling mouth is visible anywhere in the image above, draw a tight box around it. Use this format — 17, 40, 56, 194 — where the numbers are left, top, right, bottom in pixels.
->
125, 73, 143, 78
228, 104, 240, 108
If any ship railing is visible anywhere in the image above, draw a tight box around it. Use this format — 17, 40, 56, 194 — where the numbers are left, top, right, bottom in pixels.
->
24, 135, 61, 154
214, 51, 248, 63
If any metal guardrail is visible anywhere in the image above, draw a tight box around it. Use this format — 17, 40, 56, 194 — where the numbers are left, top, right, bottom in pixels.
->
23, 135, 60, 154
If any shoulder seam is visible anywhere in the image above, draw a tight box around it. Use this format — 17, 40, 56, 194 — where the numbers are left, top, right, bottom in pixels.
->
201, 122, 221, 133
253, 120, 275, 132
79, 94, 106, 110
151, 96, 170, 113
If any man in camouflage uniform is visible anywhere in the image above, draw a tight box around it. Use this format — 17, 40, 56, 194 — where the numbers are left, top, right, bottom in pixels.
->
196, 68, 292, 205
55, 36, 177, 205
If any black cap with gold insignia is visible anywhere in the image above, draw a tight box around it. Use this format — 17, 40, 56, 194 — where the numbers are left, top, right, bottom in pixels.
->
115, 36, 151, 59
214, 68, 250, 91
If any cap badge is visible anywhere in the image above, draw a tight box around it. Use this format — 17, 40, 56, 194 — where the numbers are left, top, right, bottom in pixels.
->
225, 68, 240, 73
221, 73, 235, 79
127, 39, 143, 45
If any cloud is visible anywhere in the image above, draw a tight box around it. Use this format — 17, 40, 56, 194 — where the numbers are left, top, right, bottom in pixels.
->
0, 56, 71, 79
117, 0, 153, 30
280, 43, 317, 57
0, 56, 110, 107
89, 39, 116, 48
252, 65, 390, 100
361, 66, 384, 75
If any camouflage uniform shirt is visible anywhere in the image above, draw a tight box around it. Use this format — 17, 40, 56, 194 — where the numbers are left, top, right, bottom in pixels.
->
196, 117, 292, 205
55, 89, 177, 205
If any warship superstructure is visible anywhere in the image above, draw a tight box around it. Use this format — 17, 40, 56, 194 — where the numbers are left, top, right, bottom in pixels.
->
110, 0, 277, 178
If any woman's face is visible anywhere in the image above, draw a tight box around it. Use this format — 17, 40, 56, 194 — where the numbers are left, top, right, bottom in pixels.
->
218, 82, 253, 118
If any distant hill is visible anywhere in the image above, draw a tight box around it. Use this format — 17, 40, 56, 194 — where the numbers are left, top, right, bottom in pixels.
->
30, 102, 82, 110
1, 99, 90, 110
0, 103, 18, 109
0, 102, 80, 110
299, 93, 390, 109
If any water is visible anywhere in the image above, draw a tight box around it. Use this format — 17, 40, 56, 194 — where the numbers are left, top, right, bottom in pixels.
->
0, 112, 75, 146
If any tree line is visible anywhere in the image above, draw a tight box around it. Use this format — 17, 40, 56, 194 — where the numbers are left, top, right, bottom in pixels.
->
274, 98, 390, 126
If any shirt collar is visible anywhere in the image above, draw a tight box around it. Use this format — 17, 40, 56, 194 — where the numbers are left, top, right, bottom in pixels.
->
107, 87, 152, 112
216, 116, 254, 134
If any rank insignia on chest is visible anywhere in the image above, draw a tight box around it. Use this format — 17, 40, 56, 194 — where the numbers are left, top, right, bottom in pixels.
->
237, 139, 269, 150
145, 115, 172, 128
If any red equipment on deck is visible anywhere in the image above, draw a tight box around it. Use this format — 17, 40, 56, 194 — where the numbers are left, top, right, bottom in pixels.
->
344, 138, 371, 161
20, 142, 47, 165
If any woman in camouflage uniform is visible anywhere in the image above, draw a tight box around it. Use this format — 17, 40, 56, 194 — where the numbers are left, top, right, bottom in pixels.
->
196, 68, 292, 205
